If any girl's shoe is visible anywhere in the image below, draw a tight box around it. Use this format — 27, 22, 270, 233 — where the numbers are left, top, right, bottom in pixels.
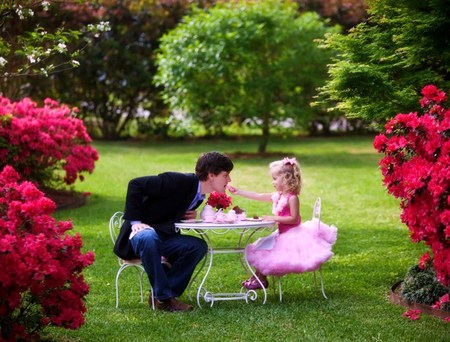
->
242, 277, 269, 290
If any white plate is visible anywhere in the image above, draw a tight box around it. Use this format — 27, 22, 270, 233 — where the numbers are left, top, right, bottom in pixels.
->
180, 219, 203, 223
243, 218, 262, 221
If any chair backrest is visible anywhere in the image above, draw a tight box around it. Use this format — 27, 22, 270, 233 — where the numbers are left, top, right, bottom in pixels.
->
312, 197, 321, 222
109, 211, 124, 245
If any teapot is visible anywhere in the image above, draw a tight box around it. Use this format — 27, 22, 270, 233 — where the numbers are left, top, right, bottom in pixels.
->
200, 204, 216, 220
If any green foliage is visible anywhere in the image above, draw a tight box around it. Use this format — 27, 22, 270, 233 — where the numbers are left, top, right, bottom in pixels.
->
0, 1, 109, 87
317, 0, 450, 125
155, 0, 339, 152
47, 0, 214, 140
402, 265, 449, 309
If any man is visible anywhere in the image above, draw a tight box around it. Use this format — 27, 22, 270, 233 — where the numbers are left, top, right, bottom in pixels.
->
114, 151, 234, 312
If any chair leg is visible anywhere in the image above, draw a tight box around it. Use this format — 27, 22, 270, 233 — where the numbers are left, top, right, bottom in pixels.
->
138, 268, 144, 303
271, 276, 276, 298
115, 280, 120, 308
149, 288, 155, 310
116, 265, 154, 309
136, 266, 155, 309
271, 276, 283, 302
277, 277, 283, 302
115, 266, 124, 309
318, 268, 328, 299
273, 271, 328, 301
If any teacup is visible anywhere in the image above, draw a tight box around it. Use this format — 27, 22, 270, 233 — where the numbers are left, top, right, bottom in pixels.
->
237, 212, 247, 221
204, 214, 216, 223
227, 209, 237, 222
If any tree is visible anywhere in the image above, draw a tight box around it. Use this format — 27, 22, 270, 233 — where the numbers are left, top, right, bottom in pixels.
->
0, 1, 110, 99
294, 0, 368, 30
46, 0, 216, 139
316, 0, 450, 125
155, 0, 339, 152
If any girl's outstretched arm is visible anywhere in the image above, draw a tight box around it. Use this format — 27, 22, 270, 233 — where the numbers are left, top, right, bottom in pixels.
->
227, 186, 272, 202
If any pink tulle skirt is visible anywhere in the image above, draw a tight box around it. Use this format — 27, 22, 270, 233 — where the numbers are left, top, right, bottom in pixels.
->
245, 218, 337, 276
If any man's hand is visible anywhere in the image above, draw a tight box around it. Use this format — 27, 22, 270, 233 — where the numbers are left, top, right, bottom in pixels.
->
129, 223, 153, 240
183, 210, 197, 220
131, 223, 152, 234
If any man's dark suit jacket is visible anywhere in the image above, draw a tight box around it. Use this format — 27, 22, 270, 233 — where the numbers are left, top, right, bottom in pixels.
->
114, 172, 202, 260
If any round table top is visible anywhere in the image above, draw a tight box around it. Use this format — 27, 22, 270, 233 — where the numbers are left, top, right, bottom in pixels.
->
175, 219, 275, 230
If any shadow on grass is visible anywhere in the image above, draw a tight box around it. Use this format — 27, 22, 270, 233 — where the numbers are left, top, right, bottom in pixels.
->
54, 194, 125, 227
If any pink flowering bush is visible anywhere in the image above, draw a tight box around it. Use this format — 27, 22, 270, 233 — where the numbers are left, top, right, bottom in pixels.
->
0, 96, 99, 188
0, 166, 95, 341
374, 85, 450, 287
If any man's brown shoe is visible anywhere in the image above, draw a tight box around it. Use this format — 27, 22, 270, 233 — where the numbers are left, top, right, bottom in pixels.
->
170, 298, 193, 311
155, 297, 193, 312
155, 298, 173, 312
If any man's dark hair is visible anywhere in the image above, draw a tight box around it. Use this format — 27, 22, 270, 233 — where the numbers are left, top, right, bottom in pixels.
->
195, 151, 234, 181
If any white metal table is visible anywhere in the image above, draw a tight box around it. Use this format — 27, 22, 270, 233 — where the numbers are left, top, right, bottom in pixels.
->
174, 220, 275, 308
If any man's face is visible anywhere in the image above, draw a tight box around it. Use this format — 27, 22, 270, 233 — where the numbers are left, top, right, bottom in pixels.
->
209, 171, 231, 193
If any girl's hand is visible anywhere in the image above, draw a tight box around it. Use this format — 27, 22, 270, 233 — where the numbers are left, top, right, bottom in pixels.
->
227, 185, 237, 194
262, 215, 277, 222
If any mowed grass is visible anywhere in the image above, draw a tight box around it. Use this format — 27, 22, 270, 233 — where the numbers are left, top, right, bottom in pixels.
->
46, 136, 449, 341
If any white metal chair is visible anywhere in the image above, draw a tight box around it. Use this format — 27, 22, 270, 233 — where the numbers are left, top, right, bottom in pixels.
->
109, 211, 155, 309
273, 197, 329, 301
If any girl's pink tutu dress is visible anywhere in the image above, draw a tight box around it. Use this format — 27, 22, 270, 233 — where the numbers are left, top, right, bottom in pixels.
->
245, 192, 337, 276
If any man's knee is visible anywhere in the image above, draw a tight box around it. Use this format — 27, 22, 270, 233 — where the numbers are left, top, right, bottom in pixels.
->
132, 229, 159, 251
185, 236, 207, 256
195, 237, 207, 257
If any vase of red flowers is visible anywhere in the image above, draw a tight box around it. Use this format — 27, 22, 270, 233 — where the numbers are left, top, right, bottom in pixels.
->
206, 191, 232, 210
200, 192, 232, 220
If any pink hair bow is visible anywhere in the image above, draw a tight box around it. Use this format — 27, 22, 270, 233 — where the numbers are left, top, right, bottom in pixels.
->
283, 157, 296, 165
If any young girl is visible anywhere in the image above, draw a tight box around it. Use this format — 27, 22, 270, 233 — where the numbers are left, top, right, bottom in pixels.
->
228, 157, 337, 290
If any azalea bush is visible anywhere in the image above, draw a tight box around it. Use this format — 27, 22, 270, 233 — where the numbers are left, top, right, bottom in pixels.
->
206, 191, 233, 210
374, 85, 450, 288
0, 96, 99, 189
0, 166, 95, 341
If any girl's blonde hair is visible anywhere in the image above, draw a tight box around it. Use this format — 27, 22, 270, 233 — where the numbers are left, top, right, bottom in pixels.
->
269, 157, 302, 194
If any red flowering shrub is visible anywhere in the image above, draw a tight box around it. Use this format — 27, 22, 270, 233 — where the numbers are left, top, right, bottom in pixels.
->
206, 192, 233, 210
0, 96, 99, 188
0, 166, 95, 341
374, 85, 450, 287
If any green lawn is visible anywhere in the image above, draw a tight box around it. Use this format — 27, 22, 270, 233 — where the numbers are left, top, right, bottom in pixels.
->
46, 136, 449, 341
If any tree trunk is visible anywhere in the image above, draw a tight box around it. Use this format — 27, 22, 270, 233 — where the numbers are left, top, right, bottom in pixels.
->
258, 113, 270, 153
